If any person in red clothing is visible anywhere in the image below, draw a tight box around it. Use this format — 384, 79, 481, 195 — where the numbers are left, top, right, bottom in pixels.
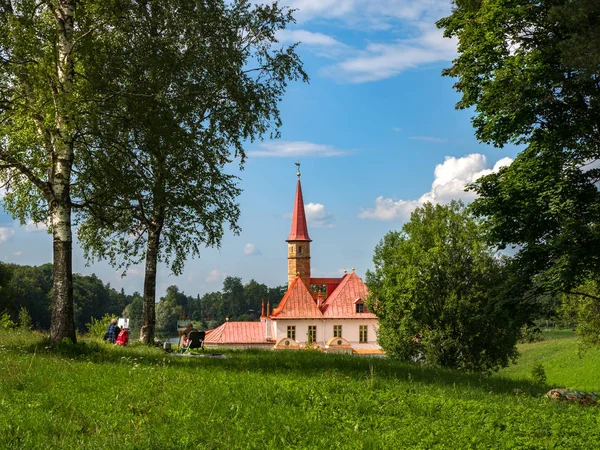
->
115, 328, 129, 346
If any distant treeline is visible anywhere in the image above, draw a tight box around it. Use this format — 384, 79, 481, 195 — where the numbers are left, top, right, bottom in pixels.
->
0, 262, 286, 334
0, 262, 134, 332
154, 277, 286, 333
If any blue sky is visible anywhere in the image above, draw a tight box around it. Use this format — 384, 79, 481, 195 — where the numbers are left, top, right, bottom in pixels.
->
0, 0, 520, 299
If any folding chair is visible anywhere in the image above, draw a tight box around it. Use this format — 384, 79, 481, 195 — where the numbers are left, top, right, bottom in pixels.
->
180, 330, 205, 353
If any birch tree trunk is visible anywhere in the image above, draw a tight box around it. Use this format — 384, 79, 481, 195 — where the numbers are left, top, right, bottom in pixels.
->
49, 0, 76, 343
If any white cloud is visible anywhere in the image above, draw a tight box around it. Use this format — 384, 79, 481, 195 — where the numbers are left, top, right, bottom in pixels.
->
12, 251, 22, 256
244, 243, 262, 256
409, 136, 446, 143
125, 268, 144, 277
326, 25, 457, 83
277, 29, 344, 47
287, 0, 450, 25
272, 0, 456, 83
392, 127, 402, 132
0, 227, 14, 243
305, 203, 335, 228
24, 219, 49, 233
359, 154, 513, 221
286, 0, 357, 22
277, 29, 349, 58
248, 141, 347, 158
205, 268, 227, 283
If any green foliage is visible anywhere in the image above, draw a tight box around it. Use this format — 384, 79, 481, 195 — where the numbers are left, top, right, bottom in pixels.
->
0, 0, 137, 343
519, 325, 544, 344
155, 290, 184, 333
73, 0, 307, 343
559, 280, 600, 350
438, 0, 600, 298
0, 261, 285, 334
0, 311, 16, 330
1, 328, 599, 448
531, 363, 547, 385
122, 294, 143, 333
0, 262, 137, 332
18, 307, 32, 331
366, 201, 528, 373
86, 314, 118, 339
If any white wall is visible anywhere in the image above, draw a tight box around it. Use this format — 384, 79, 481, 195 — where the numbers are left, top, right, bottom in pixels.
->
273, 319, 380, 347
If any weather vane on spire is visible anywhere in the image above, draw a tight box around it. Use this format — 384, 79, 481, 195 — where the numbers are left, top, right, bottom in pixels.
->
295, 161, 301, 178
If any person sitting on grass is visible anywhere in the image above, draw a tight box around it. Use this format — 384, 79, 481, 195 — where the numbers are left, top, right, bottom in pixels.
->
103, 319, 120, 344
115, 328, 129, 346
181, 322, 198, 347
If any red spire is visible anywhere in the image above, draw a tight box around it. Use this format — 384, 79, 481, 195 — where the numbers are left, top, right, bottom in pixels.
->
287, 179, 312, 242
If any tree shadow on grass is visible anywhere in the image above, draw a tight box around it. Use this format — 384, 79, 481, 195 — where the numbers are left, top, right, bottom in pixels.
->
7, 332, 549, 398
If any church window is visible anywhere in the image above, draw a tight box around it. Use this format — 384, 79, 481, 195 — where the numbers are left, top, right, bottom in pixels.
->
359, 325, 368, 343
287, 325, 296, 340
333, 325, 342, 338
298, 245, 302, 254
307, 325, 317, 343
356, 303, 364, 313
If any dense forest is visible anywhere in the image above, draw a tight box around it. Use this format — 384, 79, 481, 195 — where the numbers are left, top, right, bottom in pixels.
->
0, 262, 285, 336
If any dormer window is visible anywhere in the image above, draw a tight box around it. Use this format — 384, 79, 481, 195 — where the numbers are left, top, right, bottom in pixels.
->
354, 298, 365, 313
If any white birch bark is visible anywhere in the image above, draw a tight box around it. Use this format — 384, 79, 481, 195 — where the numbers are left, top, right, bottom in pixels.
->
49, 0, 76, 343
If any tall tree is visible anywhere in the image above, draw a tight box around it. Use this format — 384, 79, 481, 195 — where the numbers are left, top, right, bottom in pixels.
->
0, 0, 82, 342
0, 1, 138, 342
437, 0, 600, 298
75, 0, 307, 343
366, 202, 528, 373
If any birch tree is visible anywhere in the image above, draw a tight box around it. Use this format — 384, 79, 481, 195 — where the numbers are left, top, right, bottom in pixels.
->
0, 0, 111, 343
75, 0, 307, 343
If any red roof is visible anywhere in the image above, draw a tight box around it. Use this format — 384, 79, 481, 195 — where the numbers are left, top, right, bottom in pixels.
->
271, 277, 323, 319
287, 179, 311, 242
321, 272, 377, 319
204, 321, 272, 344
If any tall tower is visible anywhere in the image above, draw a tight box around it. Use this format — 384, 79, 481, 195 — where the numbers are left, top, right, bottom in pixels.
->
287, 165, 311, 289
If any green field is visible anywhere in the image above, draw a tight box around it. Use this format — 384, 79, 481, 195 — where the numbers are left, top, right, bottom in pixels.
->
1, 329, 598, 449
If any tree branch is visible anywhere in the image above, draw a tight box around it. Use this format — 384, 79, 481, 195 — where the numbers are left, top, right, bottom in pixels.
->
0, 148, 50, 198
568, 291, 600, 302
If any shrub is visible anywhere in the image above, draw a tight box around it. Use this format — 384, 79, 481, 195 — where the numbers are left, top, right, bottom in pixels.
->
0, 311, 16, 329
18, 307, 32, 331
519, 325, 544, 343
366, 202, 527, 373
531, 363, 547, 385
86, 313, 118, 339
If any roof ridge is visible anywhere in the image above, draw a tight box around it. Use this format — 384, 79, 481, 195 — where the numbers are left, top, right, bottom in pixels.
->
271, 277, 299, 317
271, 276, 323, 318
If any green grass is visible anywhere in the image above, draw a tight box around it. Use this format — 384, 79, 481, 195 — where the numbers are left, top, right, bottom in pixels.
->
494, 329, 600, 391
1, 329, 599, 449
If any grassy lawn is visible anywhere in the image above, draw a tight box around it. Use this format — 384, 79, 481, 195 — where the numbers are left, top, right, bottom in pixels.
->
1, 329, 598, 449
494, 329, 600, 391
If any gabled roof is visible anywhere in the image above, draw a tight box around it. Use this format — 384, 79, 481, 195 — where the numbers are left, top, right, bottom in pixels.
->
271, 277, 323, 319
204, 321, 272, 344
321, 272, 377, 319
287, 179, 311, 242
